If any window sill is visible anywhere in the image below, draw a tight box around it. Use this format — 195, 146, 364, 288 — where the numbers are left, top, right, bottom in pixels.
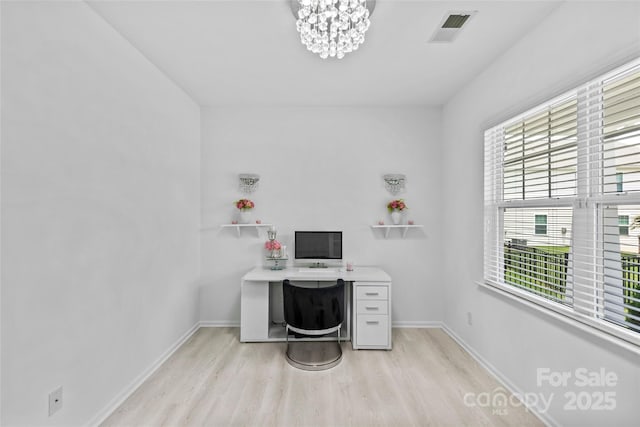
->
476, 279, 640, 355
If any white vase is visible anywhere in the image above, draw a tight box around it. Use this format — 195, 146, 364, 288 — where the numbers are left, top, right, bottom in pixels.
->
391, 211, 402, 225
239, 210, 251, 224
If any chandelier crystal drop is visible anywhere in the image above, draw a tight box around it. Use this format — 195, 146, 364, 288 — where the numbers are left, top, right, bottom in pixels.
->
295, 0, 372, 59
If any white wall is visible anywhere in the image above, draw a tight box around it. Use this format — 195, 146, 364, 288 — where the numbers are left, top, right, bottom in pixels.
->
441, 2, 640, 426
201, 107, 442, 326
1, 2, 200, 425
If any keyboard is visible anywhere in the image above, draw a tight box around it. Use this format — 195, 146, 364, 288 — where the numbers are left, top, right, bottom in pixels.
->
296, 268, 340, 274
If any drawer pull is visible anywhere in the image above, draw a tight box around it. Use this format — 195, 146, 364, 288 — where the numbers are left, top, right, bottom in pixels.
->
365, 292, 379, 296
366, 320, 380, 325
365, 306, 379, 310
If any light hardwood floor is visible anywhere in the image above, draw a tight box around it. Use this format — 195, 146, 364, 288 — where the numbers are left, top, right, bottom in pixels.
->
102, 328, 543, 427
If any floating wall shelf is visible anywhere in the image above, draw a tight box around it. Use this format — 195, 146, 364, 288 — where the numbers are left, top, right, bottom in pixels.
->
215, 223, 274, 238
370, 224, 424, 238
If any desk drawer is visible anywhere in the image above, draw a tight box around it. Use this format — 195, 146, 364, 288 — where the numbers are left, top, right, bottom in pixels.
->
356, 300, 388, 315
356, 315, 389, 347
355, 286, 388, 300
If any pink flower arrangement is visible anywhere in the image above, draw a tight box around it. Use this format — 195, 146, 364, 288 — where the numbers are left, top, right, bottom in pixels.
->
235, 198, 255, 210
265, 240, 282, 251
387, 199, 407, 212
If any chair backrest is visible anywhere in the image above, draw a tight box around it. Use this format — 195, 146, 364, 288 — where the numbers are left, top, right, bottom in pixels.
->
282, 279, 345, 331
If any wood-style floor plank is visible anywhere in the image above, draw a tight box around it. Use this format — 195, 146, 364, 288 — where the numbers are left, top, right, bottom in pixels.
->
102, 328, 543, 427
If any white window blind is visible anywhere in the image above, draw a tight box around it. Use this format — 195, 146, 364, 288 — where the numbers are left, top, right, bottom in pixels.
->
599, 65, 640, 334
484, 59, 640, 345
485, 95, 577, 305
503, 207, 573, 304
503, 98, 578, 201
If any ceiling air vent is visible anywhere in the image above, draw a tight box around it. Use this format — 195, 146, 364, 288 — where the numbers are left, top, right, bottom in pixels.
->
442, 14, 470, 29
429, 11, 476, 43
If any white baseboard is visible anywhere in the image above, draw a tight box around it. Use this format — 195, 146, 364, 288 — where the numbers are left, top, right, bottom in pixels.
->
392, 320, 443, 328
86, 322, 200, 427
199, 320, 240, 328
440, 324, 559, 427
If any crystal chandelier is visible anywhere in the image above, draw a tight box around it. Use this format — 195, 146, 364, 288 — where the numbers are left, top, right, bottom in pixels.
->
383, 174, 406, 195
293, 0, 375, 59
239, 173, 260, 193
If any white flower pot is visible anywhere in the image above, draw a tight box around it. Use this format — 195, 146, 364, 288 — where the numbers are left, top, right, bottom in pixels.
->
391, 211, 402, 225
239, 210, 252, 224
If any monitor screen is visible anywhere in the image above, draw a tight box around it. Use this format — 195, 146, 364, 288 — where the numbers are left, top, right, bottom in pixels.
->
295, 231, 342, 260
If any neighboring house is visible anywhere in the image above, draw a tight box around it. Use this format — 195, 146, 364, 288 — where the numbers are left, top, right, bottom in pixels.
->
503, 134, 640, 253
504, 204, 640, 253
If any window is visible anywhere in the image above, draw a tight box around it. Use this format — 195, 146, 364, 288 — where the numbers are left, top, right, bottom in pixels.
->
619, 215, 630, 236
504, 208, 571, 304
486, 94, 577, 304
616, 172, 624, 193
502, 98, 578, 202
484, 59, 640, 345
535, 214, 548, 235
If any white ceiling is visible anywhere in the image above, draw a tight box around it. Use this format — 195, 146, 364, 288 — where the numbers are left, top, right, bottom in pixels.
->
87, 0, 561, 106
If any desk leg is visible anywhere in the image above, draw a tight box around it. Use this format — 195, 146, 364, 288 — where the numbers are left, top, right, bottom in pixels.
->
240, 280, 269, 342
346, 282, 352, 342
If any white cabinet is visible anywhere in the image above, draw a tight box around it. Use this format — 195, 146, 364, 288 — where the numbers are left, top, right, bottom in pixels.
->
352, 281, 392, 350
240, 279, 270, 341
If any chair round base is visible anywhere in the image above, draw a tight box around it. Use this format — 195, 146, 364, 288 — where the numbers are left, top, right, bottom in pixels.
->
285, 341, 342, 371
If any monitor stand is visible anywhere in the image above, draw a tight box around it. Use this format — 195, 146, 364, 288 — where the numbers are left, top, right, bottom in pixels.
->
308, 262, 328, 268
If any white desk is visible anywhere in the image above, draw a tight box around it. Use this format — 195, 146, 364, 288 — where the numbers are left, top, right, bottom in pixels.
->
240, 266, 392, 350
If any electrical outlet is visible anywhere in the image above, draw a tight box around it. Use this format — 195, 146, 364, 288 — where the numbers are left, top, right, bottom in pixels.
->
49, 386, 63, 416
467, 311, 473, 326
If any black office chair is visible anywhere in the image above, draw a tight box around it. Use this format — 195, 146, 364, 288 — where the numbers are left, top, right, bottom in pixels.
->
282, 279, 345, 371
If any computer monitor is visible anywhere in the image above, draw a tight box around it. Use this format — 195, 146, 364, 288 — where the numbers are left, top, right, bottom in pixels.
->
294, 231, 342, 267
